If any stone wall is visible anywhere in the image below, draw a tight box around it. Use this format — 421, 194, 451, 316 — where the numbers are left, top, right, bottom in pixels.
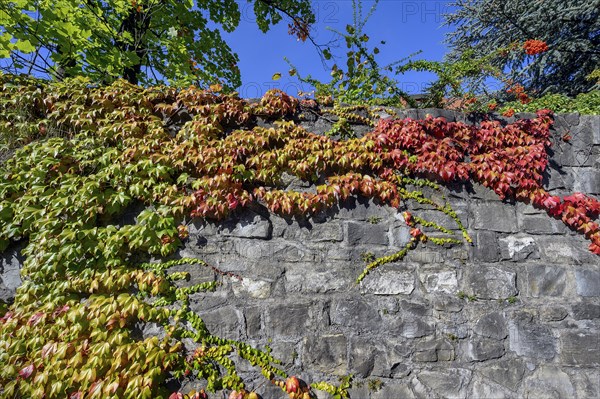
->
1, 109, 599, 398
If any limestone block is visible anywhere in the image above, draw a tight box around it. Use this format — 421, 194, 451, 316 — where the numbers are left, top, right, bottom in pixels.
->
466, 265, 517, 300
474, 312, 508, 340
571, 301, 600, 320
470, 378, 513, 399
519, 264, 567, 297
197, 306, 245, 340
370, 381, 416, 399
539, 306, 568, 322
522, 366, 575, 399
331, 298, 382, 333
473, 230, 500, 262
219, 211, 272, 239
575, 268, 600, 297
285, 263, 355, 293
571, 370, 600, 399
499, 235, 539, 261
418, 267, 458, 294
345, 221, 389, 246
265, 303, 312, 337
282, 220, 343, 242
559, 330, 600, 367
572, 167, 600, 194
508, 312, 556, 359
0, 245, 23, 303
520, 215, 567, 235
480, 359, 526, 392
472, 202, 518, 232
416, 368, 472, 399
360, 266, 415, 295
414, 338, 455, 362
302, 334, 347, 374
464, 337, 505, 362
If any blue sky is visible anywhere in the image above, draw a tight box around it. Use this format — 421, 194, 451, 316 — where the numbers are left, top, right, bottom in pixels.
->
223, 0, 454, 97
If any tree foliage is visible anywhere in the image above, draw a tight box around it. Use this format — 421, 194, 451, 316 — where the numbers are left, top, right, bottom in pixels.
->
0, 0, 314, 86
286, 0, 417, 107
444, 0, 600, 96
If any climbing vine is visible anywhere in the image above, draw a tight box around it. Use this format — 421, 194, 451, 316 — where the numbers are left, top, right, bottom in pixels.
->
0, 73, 598, 399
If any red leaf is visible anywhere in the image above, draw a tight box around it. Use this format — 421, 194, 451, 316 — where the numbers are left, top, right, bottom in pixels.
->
410, 228, 422, 238
19, 364, 34, 379
27, 312, 44, 327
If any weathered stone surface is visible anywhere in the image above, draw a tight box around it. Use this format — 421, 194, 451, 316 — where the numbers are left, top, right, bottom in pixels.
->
521, 215, 567, 235
397, 318, 435, 339
499, 235, 539, 261
244, 306, 262, 338
345, 221, 389, 246
571, 370, 600, 399
554, 136, 598, 167
571, 301, 600, 320
360, 267, 415, 295
473, 230, 500, 262
302, 334, 347, 374
540, 306, 569, 322
282, 220, 343, 242
535, 236, 595, 265
588, 115, 600, 145
370, 380, 416, 399
417, 368, 472, 399
196, 306, 245, 340
522, 366, 575, 399
508, 312, 556, 359
433, 296, 464, 312
465, 337, 505, 362
418, 267, 458, 294
334, 197, 396, 220
405, 250, 444, 263
331, 298, 382, 332
559, 330, 600, 367
480, 359, 526, 391
474, 312, 508, 340
575, 268, 600, 297
472, 202, 518, 232
267, 340, 299, 367
573, 168, 600, 194
415, 338, 455, 362
467, 265, 517, 299
231, 277, 272, 299
519, 264, 567, 297
390, 222, 411, 247
348, 338, 379, 378
219, 211, 272, 239
265, 303, 312, 337
545, 165, 575, 191
285, 263, 355, 293
0, 245, 23, 303
470, 378, 512, 399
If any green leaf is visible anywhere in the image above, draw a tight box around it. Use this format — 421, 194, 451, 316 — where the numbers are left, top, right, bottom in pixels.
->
14, 39, 36, 53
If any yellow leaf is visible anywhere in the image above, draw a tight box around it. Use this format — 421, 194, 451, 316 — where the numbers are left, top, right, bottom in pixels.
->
272, 72, 282, 81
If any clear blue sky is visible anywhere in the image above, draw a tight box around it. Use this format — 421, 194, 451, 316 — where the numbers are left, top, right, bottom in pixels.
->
223, 0, 454, 97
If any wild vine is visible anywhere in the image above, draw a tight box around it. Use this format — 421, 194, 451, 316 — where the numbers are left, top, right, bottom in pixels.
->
0, 73, 598, 399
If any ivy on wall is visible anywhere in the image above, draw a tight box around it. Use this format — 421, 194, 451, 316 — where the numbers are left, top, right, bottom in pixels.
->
0, 74, 598, 399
